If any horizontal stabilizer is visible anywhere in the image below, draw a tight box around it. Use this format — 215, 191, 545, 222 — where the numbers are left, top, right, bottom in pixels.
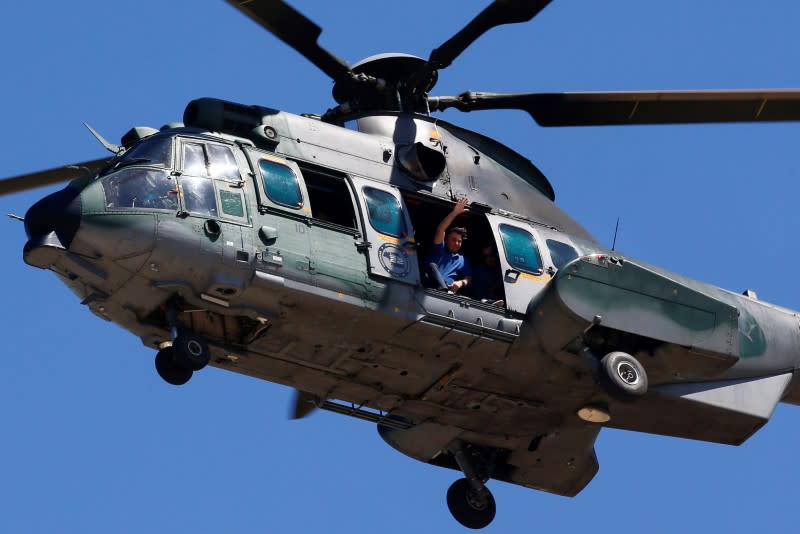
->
655, 373, 792, 421
607, 373, 792, 444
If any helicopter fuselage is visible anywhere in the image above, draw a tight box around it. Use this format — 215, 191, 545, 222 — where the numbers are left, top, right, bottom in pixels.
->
21, 99, 800, 497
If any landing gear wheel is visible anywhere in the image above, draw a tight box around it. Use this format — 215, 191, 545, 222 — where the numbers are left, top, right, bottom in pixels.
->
602, 351, 648, 396
172, 332, 210, 371
155, 347, 193, 386
446, 478, 496, 529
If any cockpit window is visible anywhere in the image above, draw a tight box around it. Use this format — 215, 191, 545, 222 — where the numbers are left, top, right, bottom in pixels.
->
103, 168, 178, 211
179, 176, 218, 217
125, 135, 173, 166
182, 141, 241, 182
546, 239, 579, 269
207, 144, 241, 181
183, 143, 207, 176
101, 135, 173, 176
499, 224, 543, 274
220, 190, 245, 218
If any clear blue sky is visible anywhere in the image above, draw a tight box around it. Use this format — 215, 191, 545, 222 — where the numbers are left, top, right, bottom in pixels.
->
2, 1, 800, 532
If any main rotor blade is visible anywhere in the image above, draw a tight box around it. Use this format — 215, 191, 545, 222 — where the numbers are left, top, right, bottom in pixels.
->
226, 0, 351, 81
430, 90, 800, 126
0, 157, 112, 197
428, 0, 553, 70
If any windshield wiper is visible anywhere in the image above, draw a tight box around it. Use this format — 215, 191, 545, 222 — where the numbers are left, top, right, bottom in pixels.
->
114, 157, 152, 170
100, 157, 153, 176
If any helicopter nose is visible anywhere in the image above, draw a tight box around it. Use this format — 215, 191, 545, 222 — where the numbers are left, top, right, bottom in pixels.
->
23, 185, 82, 268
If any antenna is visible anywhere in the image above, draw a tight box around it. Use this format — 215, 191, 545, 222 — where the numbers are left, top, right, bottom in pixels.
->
83, 122, 123, 154
611, 217, 620, 251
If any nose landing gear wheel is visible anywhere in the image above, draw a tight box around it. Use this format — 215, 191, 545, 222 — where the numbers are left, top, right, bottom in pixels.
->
602, 351, 648, 396
446, 478, 496, 529
155, 347, 193, 386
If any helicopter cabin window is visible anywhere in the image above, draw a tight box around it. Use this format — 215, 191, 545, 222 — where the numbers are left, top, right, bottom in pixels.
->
101, 135, 173, 177
299, 163, 357, 228
259, 159, 304, 209
103, 168, 178, 211
363, 187, 406, 237
181, 141, 242, 182
499, 224, 543, 274
546, 239, 579, 270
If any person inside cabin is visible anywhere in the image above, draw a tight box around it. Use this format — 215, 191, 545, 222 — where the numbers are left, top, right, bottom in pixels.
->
470, 243, 504, 305
425, 198, 472, 293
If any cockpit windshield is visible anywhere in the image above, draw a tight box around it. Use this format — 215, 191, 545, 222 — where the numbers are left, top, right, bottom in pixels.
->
99, 136, 247, 218
103, 168, 178, 211
101, 135, 173, 176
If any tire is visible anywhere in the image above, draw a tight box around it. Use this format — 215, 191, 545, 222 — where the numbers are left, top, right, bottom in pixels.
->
172, 332, 210, 371
602, 351, 648, 396
155, 347, 193, 386
446, 478, 496, 529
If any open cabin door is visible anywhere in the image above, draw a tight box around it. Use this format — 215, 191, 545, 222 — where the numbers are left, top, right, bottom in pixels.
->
349, 178, 419, 285
486, 214, 553, 314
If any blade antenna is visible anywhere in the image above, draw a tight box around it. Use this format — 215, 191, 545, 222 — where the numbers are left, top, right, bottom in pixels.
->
611, 217, 621, 251
83, 123, 123, 154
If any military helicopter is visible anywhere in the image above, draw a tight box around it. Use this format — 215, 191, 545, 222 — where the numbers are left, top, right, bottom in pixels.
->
4, 0, 800, 529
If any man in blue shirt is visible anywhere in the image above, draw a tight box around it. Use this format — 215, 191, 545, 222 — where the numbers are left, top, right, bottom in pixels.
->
426, 198, 472, 293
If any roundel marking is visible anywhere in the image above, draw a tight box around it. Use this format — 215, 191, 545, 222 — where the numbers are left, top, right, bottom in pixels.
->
377, 243, 410, 278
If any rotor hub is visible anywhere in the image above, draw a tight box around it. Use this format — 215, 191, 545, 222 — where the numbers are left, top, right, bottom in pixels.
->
331, 53, 437, 112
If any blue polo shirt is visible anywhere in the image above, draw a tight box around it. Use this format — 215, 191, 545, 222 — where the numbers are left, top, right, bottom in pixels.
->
427, 242, 472, 285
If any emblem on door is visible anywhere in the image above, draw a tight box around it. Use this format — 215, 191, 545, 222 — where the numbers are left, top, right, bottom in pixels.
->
377, 243, 410, 277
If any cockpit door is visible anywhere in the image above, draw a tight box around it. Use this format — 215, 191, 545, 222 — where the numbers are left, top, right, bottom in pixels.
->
349, 178, 419, 285
486, 214, 552, 314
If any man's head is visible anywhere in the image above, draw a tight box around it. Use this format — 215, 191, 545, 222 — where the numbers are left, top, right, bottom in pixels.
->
445, 227, 467, 253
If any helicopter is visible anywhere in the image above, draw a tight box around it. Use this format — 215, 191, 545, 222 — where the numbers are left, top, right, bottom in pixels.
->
4, 0, 800, 532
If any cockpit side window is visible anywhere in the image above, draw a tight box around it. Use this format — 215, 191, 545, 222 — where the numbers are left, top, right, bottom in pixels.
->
179, 176, 218, 217
182, 142, 207, 176
207, 144, 241, 181
546, 239, 579, 269
498, 224, 543, 274
181, 141, 242, 182
219, 187, 245, 218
